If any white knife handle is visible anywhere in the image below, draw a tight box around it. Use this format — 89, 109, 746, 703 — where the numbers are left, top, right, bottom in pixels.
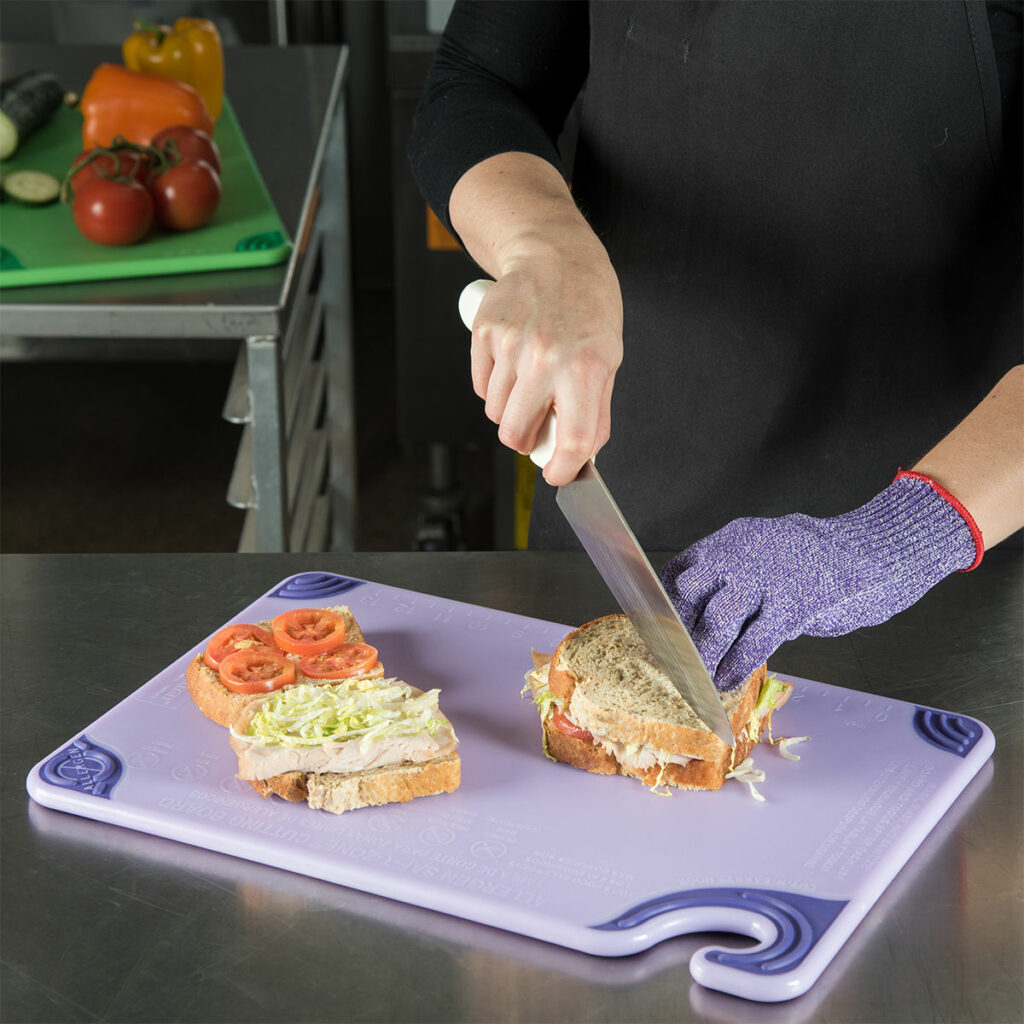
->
458, 279, 557, 471
457, 278, 491, 333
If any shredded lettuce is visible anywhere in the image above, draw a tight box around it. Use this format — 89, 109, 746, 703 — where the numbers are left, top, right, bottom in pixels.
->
773, 735, 810, 760
726, 756, 767, 802
531, 684, 560, 723
243, 680, 447, 749
758, 676, 813, 755
522, 666, 560, 762
647, 755, 673, 797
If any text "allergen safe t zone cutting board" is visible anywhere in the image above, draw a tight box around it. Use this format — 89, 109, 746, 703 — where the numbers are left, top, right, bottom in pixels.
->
26, 572, 993, 1003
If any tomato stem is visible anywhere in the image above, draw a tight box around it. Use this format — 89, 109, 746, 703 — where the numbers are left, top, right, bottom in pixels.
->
154, 136, 185, 173
60, 146, 116, 202
61, 136, 179, 202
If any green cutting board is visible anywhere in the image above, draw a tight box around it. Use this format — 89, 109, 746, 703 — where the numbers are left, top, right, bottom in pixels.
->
0, 98, 291, 288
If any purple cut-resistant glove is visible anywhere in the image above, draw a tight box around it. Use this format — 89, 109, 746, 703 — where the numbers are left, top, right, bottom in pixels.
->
659, 472, 982, 692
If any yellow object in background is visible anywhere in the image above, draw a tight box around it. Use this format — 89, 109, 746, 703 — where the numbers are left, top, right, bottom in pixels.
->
122, 18, 224, 121
425, 206, 460, 250
514, 453, 536, 550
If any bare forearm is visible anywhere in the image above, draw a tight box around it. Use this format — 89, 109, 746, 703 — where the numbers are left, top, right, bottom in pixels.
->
449, 151, 609, 275
913, 364, 1024, 548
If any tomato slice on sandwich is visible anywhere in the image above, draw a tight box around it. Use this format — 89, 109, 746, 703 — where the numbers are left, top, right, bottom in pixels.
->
219, 648, 297, 694
551, 707, 594, 744
203, 623, 277, 670
299, 642, 379, 679
271, 608, 347, 656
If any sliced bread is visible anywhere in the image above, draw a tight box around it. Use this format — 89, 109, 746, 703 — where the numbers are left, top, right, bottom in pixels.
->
305, 753, 462, 814
539, 614, 787, 791
249, 753, 462, 813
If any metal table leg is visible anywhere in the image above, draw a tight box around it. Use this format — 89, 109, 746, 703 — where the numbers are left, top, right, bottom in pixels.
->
245, 333, 288, 551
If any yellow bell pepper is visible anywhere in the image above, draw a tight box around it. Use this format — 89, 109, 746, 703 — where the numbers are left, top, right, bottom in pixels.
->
122, 18, 224, 121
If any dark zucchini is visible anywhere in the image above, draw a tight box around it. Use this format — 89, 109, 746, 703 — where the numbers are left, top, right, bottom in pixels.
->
0, 71, 66, 161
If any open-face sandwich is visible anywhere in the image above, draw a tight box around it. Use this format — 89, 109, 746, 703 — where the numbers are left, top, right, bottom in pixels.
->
187, 605, 460, 814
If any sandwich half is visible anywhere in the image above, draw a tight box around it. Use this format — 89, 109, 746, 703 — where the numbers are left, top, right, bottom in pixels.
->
524, 614, 791, 792
229, 676, 460, 814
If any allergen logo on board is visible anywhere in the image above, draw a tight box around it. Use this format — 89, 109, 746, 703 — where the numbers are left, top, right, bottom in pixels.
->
40, 736, 123, 798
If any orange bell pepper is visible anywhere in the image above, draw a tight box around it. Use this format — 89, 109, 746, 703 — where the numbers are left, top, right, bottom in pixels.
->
122, 18, 224, 120
80, 63, 214, 149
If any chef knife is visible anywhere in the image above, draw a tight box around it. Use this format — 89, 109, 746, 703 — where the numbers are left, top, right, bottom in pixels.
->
459, 280, 734, 748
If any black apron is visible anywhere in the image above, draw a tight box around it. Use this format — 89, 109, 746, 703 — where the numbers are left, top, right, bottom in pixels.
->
529, 0, 1020, 551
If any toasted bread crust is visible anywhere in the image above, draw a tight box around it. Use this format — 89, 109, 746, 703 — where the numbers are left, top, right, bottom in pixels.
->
545, 724, 620, 775
548, 615, 764, 762
187, 655, 256, 727
251, 771, 308, 802
186, 606, 380, 728
250, 753, 462, 814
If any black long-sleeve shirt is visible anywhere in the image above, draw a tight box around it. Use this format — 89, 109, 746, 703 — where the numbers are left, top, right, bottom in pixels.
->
411, 1, 1020, 235
409, 1, 1021, 551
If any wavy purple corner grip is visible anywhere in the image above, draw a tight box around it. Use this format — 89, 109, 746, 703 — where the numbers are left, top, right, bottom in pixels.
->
40, 736, 123, 799
271, 572, 365, 600
912, 708, 984, 757
592, 888, 847, 975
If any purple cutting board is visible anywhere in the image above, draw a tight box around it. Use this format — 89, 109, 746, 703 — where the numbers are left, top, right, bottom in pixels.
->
26, 572, 993, 1003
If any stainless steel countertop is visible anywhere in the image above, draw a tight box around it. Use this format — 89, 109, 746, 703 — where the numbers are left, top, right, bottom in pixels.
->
2, 551, 1021, 1022
0, 44, 344, 340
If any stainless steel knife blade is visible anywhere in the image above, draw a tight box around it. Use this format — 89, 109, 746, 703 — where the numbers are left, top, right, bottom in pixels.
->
556, 462, 735, 748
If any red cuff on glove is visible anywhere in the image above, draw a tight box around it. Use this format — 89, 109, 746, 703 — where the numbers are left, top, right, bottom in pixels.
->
894, 469, 984, 571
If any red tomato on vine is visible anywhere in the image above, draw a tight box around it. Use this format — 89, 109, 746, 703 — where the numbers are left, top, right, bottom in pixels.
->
148, 158, 221, 231
71, 177, 153, 246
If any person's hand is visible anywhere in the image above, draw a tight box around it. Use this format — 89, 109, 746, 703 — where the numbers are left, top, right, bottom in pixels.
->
447, 151, 623, 483
466, 233, 623, 485
658, 473, 981, 691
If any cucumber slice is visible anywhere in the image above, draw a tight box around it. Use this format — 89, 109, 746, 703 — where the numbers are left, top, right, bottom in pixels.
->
2, 169, 61, 206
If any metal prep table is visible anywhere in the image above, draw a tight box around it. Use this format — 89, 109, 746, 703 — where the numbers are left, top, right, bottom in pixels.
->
0, 44, 353, 553
2, 550, 1021, 1023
